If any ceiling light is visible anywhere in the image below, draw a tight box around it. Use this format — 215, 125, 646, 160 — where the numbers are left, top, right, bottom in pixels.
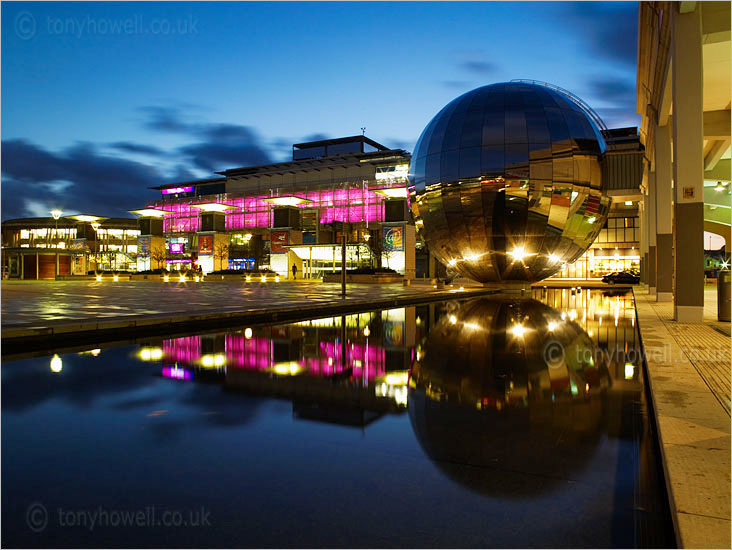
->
190, 203, 236, 212
67, 215, 106, 223
129, 208, 166, 218
373, 187, 408, 198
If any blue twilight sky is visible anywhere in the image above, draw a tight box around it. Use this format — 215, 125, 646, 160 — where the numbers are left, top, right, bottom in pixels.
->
1, 1, 640, 219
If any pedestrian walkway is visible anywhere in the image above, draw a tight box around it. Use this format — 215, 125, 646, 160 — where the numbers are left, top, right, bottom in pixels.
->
646, 285, 731, 414
1, 279, 494, 353
634, 287, 731, 549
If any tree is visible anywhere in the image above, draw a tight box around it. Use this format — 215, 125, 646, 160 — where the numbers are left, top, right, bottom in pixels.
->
214, 242, 229, 272
150, 245, 167, 271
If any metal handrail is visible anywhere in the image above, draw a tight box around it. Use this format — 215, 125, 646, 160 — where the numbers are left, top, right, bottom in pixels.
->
510, 79, 609, 133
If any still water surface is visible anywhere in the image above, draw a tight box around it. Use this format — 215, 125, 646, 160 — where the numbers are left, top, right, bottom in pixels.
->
2, 289, 673, 547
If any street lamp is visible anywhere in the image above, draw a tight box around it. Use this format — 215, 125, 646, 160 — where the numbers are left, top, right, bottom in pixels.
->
50, 209, 62, 277
91, 222, 101, 273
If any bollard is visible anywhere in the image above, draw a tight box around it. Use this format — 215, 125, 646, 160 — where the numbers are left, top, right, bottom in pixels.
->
718, 271, 730, 322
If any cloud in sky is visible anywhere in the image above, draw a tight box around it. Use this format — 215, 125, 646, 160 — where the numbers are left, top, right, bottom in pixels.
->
460, 60, 497, 75
556, 2, 638, 68
1, 139, 164, 220
109, 141, 168, 157
139, 106, 273, 172
1, 109, 320, 219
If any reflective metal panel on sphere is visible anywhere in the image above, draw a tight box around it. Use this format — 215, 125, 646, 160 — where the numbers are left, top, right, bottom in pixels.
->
409, 82, 612, 283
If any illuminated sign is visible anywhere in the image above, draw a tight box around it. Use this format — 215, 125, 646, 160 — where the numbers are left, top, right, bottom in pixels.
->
383, 225, 404, 252
170, 243, 184, 254
161, 186, 194, 195
271, 231, 289, 254
70, 238, 86, 250
137, 236, 150, 257
198, 235, 213, 255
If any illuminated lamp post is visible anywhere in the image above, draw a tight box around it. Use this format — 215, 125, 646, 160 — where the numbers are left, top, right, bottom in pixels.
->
50, 209, 62, 278
91, 222, 101, 273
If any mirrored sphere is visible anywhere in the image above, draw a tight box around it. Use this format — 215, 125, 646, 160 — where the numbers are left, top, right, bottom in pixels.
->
409, 82, 612, 283
408, 296, 611, 495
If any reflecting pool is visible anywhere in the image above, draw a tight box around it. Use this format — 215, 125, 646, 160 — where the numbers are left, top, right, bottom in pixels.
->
2, 289, 673, 548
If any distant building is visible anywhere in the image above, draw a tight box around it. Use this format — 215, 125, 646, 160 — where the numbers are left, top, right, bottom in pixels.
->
1, 216, 139, 279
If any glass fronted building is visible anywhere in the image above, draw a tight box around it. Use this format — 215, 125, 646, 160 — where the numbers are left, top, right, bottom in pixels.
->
140, 136, 417, 277
1, 216, 140, 279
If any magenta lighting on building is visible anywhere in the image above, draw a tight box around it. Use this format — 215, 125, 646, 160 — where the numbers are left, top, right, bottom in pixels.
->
153, 187, 397, 233
161, 186, 194, 195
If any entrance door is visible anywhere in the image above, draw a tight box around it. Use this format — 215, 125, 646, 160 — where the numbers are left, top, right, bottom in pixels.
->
38, 255, 55, 279
22, 255, 37, 279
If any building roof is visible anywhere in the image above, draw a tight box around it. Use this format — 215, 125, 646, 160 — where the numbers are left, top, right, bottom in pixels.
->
603, 127, 644, 152
217, 148, 410, 179
1, 217, 138, 229
151, 177, 227, 191
292, 135, 390, 152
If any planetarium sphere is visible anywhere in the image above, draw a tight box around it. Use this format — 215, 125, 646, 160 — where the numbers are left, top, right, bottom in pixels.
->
408, 81, 612, 283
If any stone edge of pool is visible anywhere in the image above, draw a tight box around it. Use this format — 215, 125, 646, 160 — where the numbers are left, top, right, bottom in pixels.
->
633, 287, 732, 550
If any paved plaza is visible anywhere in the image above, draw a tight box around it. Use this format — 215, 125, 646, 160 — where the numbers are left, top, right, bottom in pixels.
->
635, 286, 731, 549
0, 280, 497, 350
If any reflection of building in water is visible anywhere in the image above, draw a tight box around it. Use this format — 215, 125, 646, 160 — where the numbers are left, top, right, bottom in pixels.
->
136, 289, 643, 435
137, 307, 425, 424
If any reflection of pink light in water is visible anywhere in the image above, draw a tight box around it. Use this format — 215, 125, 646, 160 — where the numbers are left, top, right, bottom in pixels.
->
162, 367, 192, 380
226, 335, 272, 371
317, 342, 386, 381
163, 336, 201, 364
162, 333, 389, 381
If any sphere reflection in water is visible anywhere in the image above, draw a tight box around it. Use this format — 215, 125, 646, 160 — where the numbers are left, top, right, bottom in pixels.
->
408, 82, 611, 283
408, 296, 611, 495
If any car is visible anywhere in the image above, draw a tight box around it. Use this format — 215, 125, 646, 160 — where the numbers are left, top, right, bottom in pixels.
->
602, 271, 640, 284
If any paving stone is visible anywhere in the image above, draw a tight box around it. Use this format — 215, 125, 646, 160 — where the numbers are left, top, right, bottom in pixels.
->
635, 287, 731, 550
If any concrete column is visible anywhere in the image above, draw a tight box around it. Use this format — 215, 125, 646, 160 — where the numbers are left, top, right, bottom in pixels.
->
654, 122, 674, 301
648, 170, 657, 296
639, 201, 647, 285
428, 252, 437, 279
671, 4, 705, 323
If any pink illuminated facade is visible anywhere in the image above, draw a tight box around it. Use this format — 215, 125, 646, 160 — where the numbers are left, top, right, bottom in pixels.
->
138, 135, 419, 278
